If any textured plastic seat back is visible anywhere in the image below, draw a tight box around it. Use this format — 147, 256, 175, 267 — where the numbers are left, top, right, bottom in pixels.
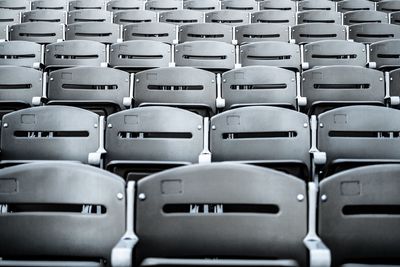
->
343, 11, 389, 25
370, 40, 400, 69
292, 23, 347, 44
107, 0, 144, 12
337, 0, 375, 12
298, 0, 336, 11
31, 0, 68, 11
67, 10, 113, 24
0, 41, 41, 68
240, 41, 301, 70
123, 22, 176, 44
221, 0, 258, 11
236, 23, 290, 44
377, 0, 400, 13
0, 106, 100, 163
183, 0, 219, 11
66, 22, 119, 44
297, 11, 342, 24
136, 163, 308, 266
0, 10, 20, 40
205, 10, 250, 26
390, 11, 400, 25
260, 0, 296, 12
0, 162, 125, 261
105, 106, 203, 165
250, 10, 296, 25
9, 22, 64, 44
159, 10, 204, 25
389, 69, 400, 98
145, 0, 182, 11
0, 0, 29, 10
22, 10, 66, 23
179, 23, 233, 44
319, 164, 400, 266
222, 66, 297, 109
114, 10, 157, 25
349, 23, 400, 43
69, 0, 106, 11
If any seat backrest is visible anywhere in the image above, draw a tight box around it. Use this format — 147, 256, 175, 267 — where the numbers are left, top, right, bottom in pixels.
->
9, 22, 64, 44
250, 10, 296, 25
123, 22, 176, 44
205, 10, 250, 26
298, 0, 336, 11
31, 0, 68, 10
0, 0, 29, 10
183, 0, 219, 11
106, 0, 144, 12
297, 11, 342, 24
145, 0, 182, 11
178, 23, 233, 43
349, 23, 400, 43
377, 0, 400, 13
0, 41, 41, 68
337, 0, 375, 12
0, 9, 21, 40
66, 22, 119, 44
22, 10, 66, 23
0, 162, 125, 262
390, 11, 400, 25
221, 0, 258, 11
236, 23, 290, 44
114, 10, 157, 25
0, 106, 100, 163
67, 10, 113, 24
260, 0, 296, 12
389, 68, 400, 98
159, 10, 204, 25
319, 164, 400, 266
69, 0, 106, 11
291, 23, 347, 44
370, 40, 400, 69
343, 10, 389, 25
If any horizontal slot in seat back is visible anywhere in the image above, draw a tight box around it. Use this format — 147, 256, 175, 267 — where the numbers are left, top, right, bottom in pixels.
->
67, 10, 112, 24
337, 0, 375, 12
370, 40, 400, 69
22, 10, 66, 23
291, 23, 347, 44
114, 10, 157, 25
123, 22, 176, 44
9, 22, 64, 44
260, 0, 296, 12
159, 10, 204, 25
66, 22, 119, 44
107, 0, 144, 12
183, 0, 219, 11
343, 10, 389, 25
221, 0, 258, 11
0, 9, 20, 39
349, 23, 400, 44
205, 10, 250, 26
236, 23, 290, 44
31, 0, 68, 11
377, 0, 400, 13
297, 11, 342, 24
298, 0, 336, 11
250, 10, 296, 26
179, 23, 233, 44
0, 0, 30, 10
0, 41, 41, 68
69, 0, 106, 11
145, 0, 182, 11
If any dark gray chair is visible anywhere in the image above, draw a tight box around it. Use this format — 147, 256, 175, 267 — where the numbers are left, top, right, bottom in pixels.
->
69, 0, 106, 11
236, 23, 290, 44
391, 11, 400, 25
297, 11, 342, 24
107, 0, 144, 12
369, 39, 400, 70
349, 23, 400, 44
298, 0, 336, 11
159, 10, 204, 25
31, 0, 68, 10
0, 0, 29, 10
221, 0, 258, 11
22, 10, 66, 23
145, 0, 182, 11
377, 0, 400, 13
291, 23, 347, 44
114, 10, 157, 25
388, 68, 400, 106
66, 22, 120, 44
0, 41, 41, 68
67, 10, 113, 24
9, 22, 64, 44
123, 22, 176, 44
178, 23, 233, 44
183, 0, 219, 11
250, 10, 296, 25
343, 10, 389, 25
0, 162, 126, 267
337, 0, 375, 12
260, 0, 296, 12
0, 10, 20, 40
205, 10, 250, 26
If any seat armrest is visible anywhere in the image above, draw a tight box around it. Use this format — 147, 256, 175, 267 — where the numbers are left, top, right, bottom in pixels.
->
304, 238, 331, 267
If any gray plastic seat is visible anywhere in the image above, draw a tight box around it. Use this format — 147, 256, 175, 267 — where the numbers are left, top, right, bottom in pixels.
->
47, 67, 130, 115
221, 66, 297, 110
260, 0, 296, 12
0, 106, 101, 164
319, 164, 400, 267
236, 24, 290, 44
0, 162, 125, 267
377, 0, 400, 13
0, 0, 29, 10
337, 0, 375, 12
205, 10, 250, 26
134, 67, 217, 115
239, 41, 301, 70
291, 23, 347, 44
183, 0, 219, 11
123, 22, 176, 44
349, 23, 400, 43
66, 22, 120, 44
250, 10, 296, 25
221, 0, 258, 11
297, 11, 342, 24
0, 10, 21, 40
317, 106, 400, 175
31, 0, 68, 10
179, 23, 233, 43
69, 0, 106, 11
0, 41, 41, 68
298, 0, 336, 11
67, 10, 113, 24
343, 10, 389, 25
388, 69, 400, 105
22, 10, 66, 23
107, 0, 144, 12
136, 163, 308, 266
390, 11, 400, 25
301, 66, 385, 114
159, 10, 204, 25
105, 106, 204, 180
370, 40, 400, 70
45, 40, 106, 70
302, 40, 367, 69
110, 40, 170, 71
145, 0, 182, 11
211, 106, 311, 177
114, 10, 157, 25
9, 22, 64, 44
175, 41, 235, 70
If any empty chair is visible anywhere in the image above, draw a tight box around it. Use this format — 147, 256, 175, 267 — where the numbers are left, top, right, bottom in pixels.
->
106, 0, 144, 12
105, 107, 204, 179
31, 0, 68, 11
0, 10, 21, 40
302, 40, 367, 69
259, 0, 296, 12
179, 23, 233, 44
211, 106, 311, 178
66, 22, 120, 44
159, 10, 204, 25
251, 10, 295, 25
22, 10, 66, 23
205, 10, 250, 26
239, 41, 301, 70
298, 0, 336, 11
388, 68, 400, 105
0, 106, 102, 165
236, 23, 290, 44
0, 162, 126, 267
343, 10, 389, 25
9, 22, 64, 44
317, 106, 400, 176
221, 0, 258, 11
0, 41, 42, 68
0, 0, 29, 10
109, 40, 171, 71
337, 0, 375, 12
145, 0, 182, 11
370, 40, 400, 69
183, 0, 219, 11
134, 67, 217, 115
123, 22, 176, 44
69, 0, 106, 11
319, 164, 400, 267
297, 11, 342, 24
221, 66, 298, 110
47, 67, 131, 115
390, 11, 400, 25
301, 66, 385, 114
175, 41, 235, 70
45, 40, 106, 70
377, 0, 400, 13
291, 23, 347, 44
114, 10, 157, 25
135, 163, 309, 266
67, 10, 113, 24
349, 23, 400, 43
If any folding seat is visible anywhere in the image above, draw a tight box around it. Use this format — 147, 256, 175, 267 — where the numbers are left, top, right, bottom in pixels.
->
259, 0, 296, 12
236, 24, 290, 44
109, 40, 171, 71
343, 10, 389, 25
67, 10, 113, 24
301, 66, 385, 114
47, 67, 131, 116
145, 0, 182, 11
205, 10, 250, 26
316, 106, 400, 176
0, 10, 20, 40
250, 10, 296, 25
221, 0, 258, 11
239, 41, 301, 70
0, 106, 102, 165
114, 10, 157, 25
69, 0, 106, 11
0, 0, 29, 10
66, 22, 120, 44
369, 40, 400, 70
0, 162, 126, 267
388, 68, 400, 106
9, 22, 64, 44
123, 22, 176, 44
22, 10, 66, 23
291, 23, 347, 44
31, 0, 68, 10
319, 164, 400, 267
337, 0, 375, 12
377, 0, 400, 13
159, 10, 204, 25
302, 40, 368, 69
105, 107, 205, 179
174, 41, 235, 71
297, 11, 342, 24
390, 11, 400, 25
0, 41, 42, 68
0, 66, 42, 117
178, 23, 233, 44
106, 0, 144, 12
44, 40, 106, 70
298, 0, 336, 11
133, 67, 217, 116
183, 0, 219, 11
349, 23, 400, 43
